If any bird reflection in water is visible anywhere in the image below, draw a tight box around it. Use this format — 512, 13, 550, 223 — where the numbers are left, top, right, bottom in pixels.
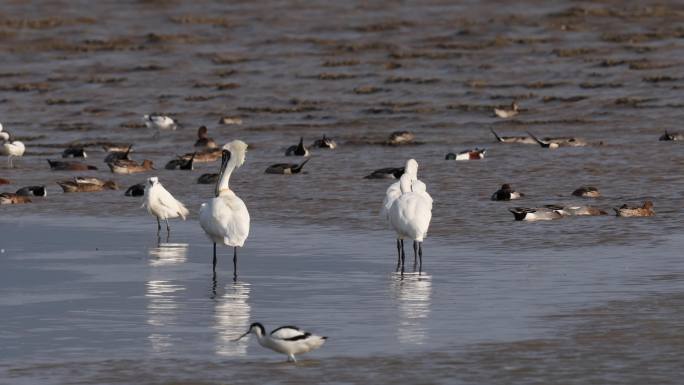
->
212, 274, 251, 357
146, 243, 188, 353
391, 273, 432, 345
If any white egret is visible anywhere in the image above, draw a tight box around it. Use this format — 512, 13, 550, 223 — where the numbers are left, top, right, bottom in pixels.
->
199, 140, 250, 279
381, 159, 425, 271
388, 165, 433, 273
234, 322, 327, 362
143, 177, 189, 235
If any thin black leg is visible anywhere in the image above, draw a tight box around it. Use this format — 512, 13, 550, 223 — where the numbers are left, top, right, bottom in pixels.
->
418, 242, 423, 274
212, 243, 217, 273
233, 247, 238, 281
413, 241, 418, 271
165, 219, 170, 235
395, 239, 401, 271
156, 217, 161, 233
400, 239, 405, 274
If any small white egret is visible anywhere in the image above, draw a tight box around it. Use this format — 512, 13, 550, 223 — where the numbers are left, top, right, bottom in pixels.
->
381, 159, 426, 271
199, 140, 250, 279
388, 163, 433, 273
143, 177, 189, 235
234, 322, 327, 362
0, 128, 25, 168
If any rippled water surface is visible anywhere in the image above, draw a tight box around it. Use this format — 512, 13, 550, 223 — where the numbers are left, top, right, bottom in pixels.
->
1, 0, 684, 383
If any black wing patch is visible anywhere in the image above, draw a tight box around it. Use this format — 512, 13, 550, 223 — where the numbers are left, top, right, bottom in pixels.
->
283, 332, 311, 341
270, 325, 300, 335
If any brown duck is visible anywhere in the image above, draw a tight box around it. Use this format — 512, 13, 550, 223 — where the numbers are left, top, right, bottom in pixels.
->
47, 159, 97, 171
614, 201, 655, 217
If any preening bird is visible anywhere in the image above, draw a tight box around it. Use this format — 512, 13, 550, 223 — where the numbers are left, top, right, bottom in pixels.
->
285, 137, 309, 156
143, 177, 189, 235
199, 140, 250, 279
0, 128, 25, 168
234, 323, 327, 362
387, 160, 432, 273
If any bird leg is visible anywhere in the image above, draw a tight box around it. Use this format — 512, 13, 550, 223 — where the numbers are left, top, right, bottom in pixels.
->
233, 247, 238, 281
395, 239, 401, 271
400, 239, 405, 275
212, 243, 217, 273
287, 354, 297, 363
156, 217, 161, 233
413, 241, 418, 271
418, 242, 423, 274
165, 219, 170, 235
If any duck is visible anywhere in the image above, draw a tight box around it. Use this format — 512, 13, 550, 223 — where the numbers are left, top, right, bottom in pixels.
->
491, 184, 524, 201
364, 167, 404, 179
234, 323, 327, 363
165, 153, 195, 170
572, 186, 601, 198
15, 185, 47, 197
107, 159, 154, 174
494, 102, 519, 118
445, 148, 486, 160
102, 143, 133, 153
0, 129, 25, 168
104, 145, 133, 163
528, 131, 588, 148
285, 137, 309, 156
265, 159, 310, 174
614, 201, 655, 217
0, 177, 10, 185
124, 183, 145, 197
194, 126, 217, 149
62, 147, 87, 158
659, 130, 683, 141
143, 113, 178, 132
387, 131, 415, 146
490, 128, 536, 144
180, 148, 221, 163
509, 205, 566, 221
57, 178, 119, 193
197, 173, 219, 184
47, 159, 97, 171
311, 135, 337, 149
561, 205, 608, 216
0, 192, 31, 205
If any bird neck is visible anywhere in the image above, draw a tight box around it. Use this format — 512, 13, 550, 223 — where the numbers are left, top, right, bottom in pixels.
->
216, 160, 237, 196
399, 174, 414, 193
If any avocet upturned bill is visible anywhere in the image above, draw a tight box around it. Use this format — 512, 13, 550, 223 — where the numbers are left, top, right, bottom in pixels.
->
143, 177, 189, 235
199, 140, 250, 278
234, 322, 327, 362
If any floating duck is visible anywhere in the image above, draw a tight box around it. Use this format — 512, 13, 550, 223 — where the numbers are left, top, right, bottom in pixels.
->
234, 323, 327, 363
572, 186, 601, 198
197, 173, 219, 184
15, 185, 47, 197
62, 147, 87, 158
387, 131, 415, 146
180, 148, 221, 163
364, 167, 404, 179
561, 205, 608, 216
491, 184, 524, 201
102, 143, 132, 153
107, 159, 154, 174
528, 131, 588, 148
311, 135, 337, 149
265, 159, 310, 174
285, 137, 309, 156
165, 153, 195, 170
490, 128, 536, 144
494, 102, 519, 118
445, 148, 486, 160
614, 201, 655, 217
57, 178, 118, 193
509, 205, 566, 221
0, 177, 10, 185
194, 126, 217, 149
104, 145, 133, 163
47, 159, 97, 171
0, 192, 31, 205
659, 130, 683, 141
124, 183, 145, 197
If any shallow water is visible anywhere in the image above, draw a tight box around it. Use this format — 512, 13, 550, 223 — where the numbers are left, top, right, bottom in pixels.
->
2, 0, 684, 383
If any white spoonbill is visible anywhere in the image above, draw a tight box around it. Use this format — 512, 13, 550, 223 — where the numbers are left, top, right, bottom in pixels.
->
199, 140, 250, 278
381, 159, 426, 271
389, 169, 433, 273
0, 128, 25, 168
234, 322, 327, 362
143, 177, 189, 235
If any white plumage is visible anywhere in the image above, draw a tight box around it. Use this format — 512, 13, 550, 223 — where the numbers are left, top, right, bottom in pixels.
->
199, 140, 250, 277
143, 177, 189, 234
143, 114, 178, 135
388, 160, 433, 273
0, 124, 25, 168
235, 322, 327, 362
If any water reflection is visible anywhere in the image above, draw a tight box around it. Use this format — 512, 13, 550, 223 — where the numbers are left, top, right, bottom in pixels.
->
145, 243, 188, 353
213, 278, 251, 357
391, 273, 432, 345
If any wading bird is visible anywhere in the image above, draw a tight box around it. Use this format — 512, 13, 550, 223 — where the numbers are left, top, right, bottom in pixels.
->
143, 177, 189, 235
234, 322, 327, 363
1, 129, 25, 168
199, 140, 250, 278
